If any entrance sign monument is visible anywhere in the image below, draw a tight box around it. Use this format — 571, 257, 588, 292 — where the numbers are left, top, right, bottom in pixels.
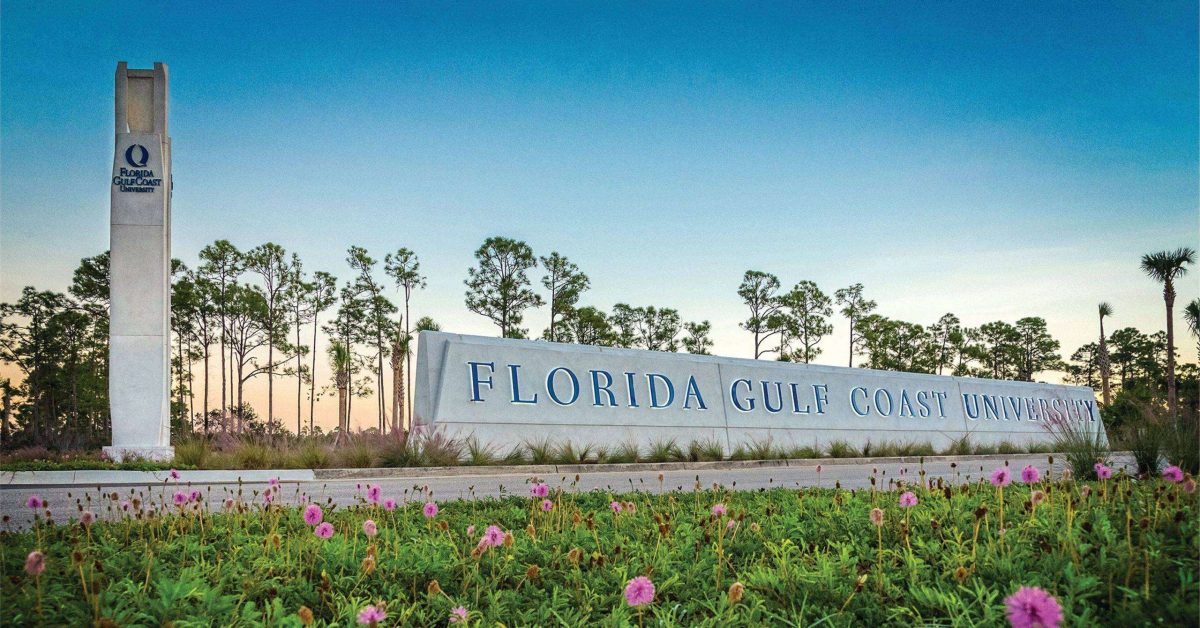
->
414, 332, 1105, 452
104, 62, 173, 462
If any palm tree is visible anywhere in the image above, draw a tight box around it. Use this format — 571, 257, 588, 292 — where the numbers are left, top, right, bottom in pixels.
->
389, 326, 411, 435
1186, 298, 1200, 417
1097, 302, 1113, 406
328, 340, 352, 445
1140, 247, 1196, 418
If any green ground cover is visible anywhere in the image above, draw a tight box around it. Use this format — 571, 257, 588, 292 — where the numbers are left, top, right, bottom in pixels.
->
2, 464, 1196, 626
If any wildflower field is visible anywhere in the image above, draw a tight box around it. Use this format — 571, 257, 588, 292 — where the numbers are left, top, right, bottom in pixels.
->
2, 463, 1197, 627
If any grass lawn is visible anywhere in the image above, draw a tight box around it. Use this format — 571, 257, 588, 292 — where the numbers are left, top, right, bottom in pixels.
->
2, 464, 1196, 626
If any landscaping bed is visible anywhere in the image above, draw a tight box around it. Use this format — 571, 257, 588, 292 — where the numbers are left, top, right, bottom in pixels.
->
2, 466, 1196, 626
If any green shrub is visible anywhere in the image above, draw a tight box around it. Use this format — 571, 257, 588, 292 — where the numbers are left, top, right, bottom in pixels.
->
464, 437, 498, 466
997, 441, 1023, 455
524, 439, 555, 465
553, 441, 594, 464
687, 438, 725, 462
646, 438, 685, 463
1045, 417, 1110, 480
173, 438, 212, 468
827, 440, 860, 458
785, 445, 823, 459
335, 440, 377, 468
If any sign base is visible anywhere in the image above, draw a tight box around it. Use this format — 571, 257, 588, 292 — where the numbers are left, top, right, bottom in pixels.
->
103, 446, 175, 463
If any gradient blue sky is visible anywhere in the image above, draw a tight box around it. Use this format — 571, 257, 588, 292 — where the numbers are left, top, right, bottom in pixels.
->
2, 3, 1197, 426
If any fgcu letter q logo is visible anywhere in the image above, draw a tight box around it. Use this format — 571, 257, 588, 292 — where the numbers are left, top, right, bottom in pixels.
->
124, 144, 150, 168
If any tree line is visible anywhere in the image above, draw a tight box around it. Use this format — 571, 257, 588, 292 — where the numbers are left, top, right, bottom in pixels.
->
1, 239, 1195, 450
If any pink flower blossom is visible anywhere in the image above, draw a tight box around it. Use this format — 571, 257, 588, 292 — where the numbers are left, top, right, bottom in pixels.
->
1020, 465, 1040, 484
303, 504, 324, 526
363, 519, 377, 537
356, 605, 387, 626
268, 477, 280, 487
1005, 586, 1063, 628
169, 469, 180, 480
610, 501, 623, 514
449, 606, 468, 624
1184, 478, 1197, 494
869, 507, 884, 527
190, 489, 203, 503
990, 467, 1012, 487
711, 503, 727, 516
314, 522, 334, 539
80, 511, 95, 526
25, 550, 45, 576
26, 495, 43, 509
1162, 465, 1184, 483
726, 519, 737, 530
624, 575, 655, 607
541, 499, 554, 512
466, 525, 476, 536
899, 491, 918, 508
120, 500, 131, 511
383, 498, 397, 511
530, 482, 549, 498
262, 491, 274, 504
1093, 462, 1112, 479
366, 484, 381, 504
423, 501, 439, 518
483, 524, 505, 547
173, 491, 188, 506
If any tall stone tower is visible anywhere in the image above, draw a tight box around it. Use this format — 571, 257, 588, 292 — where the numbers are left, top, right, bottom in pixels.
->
104, 62, 173, 461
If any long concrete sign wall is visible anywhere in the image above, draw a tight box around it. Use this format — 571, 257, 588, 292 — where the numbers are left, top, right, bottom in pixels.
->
413, 332, 1105, 453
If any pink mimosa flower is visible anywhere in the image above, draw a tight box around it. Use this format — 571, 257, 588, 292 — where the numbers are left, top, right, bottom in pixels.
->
1004, 586, 1063, 628
1093, 462, 1112, 479
366, 484, 381, 504
26, 495, 43, 509
1162, 465, 1184, 483
869, 507, 884, 527
173, 491, 188, 506
314, 522, 334, 539
25, 551, 45, 576
466, 525, 476, 536
541, 499, 554, 512
483, 525, 505, 547
1020, 465, 1040, 484
120, 500, 131, 512
711, 503, 727, 516
169, 469, 180, 480
383, 498, 397, 511
990, 467, 1012, 487
610, 501, 623, 514
530, 482, 549, 498
303, 504, 324, 526
356, 605, 387, 626
624, 576, 655, 607
423, 501, 439, 518
899, 491, 918, 507
449, 606, 468, 624
363, 519, 378, 537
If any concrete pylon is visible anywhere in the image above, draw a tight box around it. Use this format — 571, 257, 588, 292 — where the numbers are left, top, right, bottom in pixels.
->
104, 62, 173, 462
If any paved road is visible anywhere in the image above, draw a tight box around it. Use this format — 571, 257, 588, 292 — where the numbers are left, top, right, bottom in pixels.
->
2, 453, 1130, 531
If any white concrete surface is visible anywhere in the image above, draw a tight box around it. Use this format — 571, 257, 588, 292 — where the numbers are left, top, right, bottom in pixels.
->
106, 62, 173, 462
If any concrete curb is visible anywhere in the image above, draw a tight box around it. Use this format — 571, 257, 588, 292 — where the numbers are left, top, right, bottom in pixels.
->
2, 452, 1132, 487
2, 469, 315, 487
